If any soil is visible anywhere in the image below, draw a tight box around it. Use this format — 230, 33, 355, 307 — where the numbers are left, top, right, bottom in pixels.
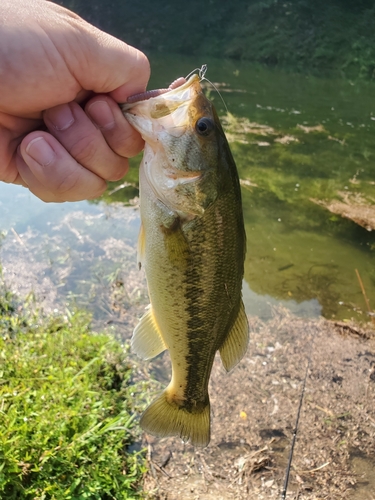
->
140, 310, 375, 500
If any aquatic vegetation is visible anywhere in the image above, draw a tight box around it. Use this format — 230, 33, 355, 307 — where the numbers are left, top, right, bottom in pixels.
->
96, 58, 375, 322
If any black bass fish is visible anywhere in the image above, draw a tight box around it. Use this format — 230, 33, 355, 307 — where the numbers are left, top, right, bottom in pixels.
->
122, 73, 248, 447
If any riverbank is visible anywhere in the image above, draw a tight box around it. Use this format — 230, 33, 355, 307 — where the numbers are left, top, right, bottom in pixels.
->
142, 309, 375, 499
1, 276, 374, 498
1, 207, 374, 498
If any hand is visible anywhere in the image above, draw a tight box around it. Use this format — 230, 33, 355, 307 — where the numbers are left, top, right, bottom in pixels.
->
0, 0, 150, 202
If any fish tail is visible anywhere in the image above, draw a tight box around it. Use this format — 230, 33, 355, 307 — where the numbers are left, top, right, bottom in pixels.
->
140, 391, 210, 447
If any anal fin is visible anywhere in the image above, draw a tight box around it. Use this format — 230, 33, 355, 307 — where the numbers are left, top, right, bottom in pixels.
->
132, 308, 167, 360
219, 299, 249, 372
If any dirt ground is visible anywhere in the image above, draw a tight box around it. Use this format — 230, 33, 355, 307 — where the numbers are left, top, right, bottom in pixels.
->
139, 310, 375, 500
1, 207, 375, 499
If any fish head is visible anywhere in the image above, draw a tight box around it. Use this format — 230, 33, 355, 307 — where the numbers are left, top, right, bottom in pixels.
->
122, 75, 227, 217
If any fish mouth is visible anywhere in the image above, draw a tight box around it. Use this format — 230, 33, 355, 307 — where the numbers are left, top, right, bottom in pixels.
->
121, 74, 201, 112
121, 74, 203, 141
125, 77, 188, 104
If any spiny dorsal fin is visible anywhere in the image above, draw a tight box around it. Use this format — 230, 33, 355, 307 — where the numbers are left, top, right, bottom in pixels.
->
219, 299, 249, 372
132, 308, 167, 360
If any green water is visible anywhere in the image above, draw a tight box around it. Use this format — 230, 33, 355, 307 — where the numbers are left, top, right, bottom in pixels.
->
116, 53, 375, 322
1, 54, 374, 323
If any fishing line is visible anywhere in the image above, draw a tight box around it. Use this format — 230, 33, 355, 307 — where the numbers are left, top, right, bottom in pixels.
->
281, 351, 311, 499
185, 64, 229, 113
184, 64, 207, 80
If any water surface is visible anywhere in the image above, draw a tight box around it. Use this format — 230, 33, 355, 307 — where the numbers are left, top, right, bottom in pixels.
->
1, 54, 374, 323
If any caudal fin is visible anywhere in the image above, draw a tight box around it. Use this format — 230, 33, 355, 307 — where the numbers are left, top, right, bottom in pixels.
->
140, 391, 210, 447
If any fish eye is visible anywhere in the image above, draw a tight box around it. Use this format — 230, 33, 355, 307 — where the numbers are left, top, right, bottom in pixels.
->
195, 117, 214, 136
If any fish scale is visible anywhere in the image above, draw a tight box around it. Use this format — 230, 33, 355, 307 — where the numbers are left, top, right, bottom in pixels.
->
122, 73, 249, 446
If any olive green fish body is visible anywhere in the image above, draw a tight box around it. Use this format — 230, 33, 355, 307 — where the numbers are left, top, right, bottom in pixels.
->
122, 75, 248, 446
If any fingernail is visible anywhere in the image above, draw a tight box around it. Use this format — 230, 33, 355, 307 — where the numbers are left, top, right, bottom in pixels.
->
87, 101, 115, 130
46, 104, 75, 131
25, 137, 56, 166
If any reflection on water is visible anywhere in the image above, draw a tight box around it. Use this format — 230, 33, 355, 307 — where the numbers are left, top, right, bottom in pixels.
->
144, 53, 375, 322
1, 55, 375, 323
0, 184, 146, 331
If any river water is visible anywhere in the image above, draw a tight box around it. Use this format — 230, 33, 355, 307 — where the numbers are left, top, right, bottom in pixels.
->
1, 54, 374, 324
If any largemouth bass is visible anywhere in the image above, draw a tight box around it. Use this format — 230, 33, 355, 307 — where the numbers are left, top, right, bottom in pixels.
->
122, 73, 248, 447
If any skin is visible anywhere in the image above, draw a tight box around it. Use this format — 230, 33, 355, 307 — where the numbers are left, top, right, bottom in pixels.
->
0, 0, 150, 202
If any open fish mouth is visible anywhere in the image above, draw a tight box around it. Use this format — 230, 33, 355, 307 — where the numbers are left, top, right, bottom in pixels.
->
121, 65, 208, 110
120, 77, 189, 112
125, 76, 187, 104
121, 73, 205, 141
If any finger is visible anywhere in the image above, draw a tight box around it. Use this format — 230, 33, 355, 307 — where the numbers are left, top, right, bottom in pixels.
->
59, 20, 150, 99
43, 101, 129, 181
17, 131, 107, 202
85, 95, 144, 158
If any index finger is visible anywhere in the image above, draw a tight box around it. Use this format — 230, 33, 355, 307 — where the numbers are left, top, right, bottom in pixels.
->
63, 26, 151, 101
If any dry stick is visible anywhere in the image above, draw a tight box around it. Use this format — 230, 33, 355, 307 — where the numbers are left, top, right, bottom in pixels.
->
281, 357, 310, 499
355, 268, 375, 326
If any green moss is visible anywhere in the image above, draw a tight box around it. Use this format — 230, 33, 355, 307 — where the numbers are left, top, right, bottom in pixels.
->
0, 286, 146, 499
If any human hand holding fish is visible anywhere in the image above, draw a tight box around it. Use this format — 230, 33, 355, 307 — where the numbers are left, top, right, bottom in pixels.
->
122, 70, 249, 447
0, 0, 149, 202
0, 0, 249, 448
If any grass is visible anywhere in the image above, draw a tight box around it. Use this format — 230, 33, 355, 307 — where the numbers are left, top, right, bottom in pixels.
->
0, 285, 146, 499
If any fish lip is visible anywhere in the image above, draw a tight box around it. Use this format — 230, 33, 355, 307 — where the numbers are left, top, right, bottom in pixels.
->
120, 74, 200, 112
120, 74, 202, 141
121, 75, 203, 141
125, 77, 188, 104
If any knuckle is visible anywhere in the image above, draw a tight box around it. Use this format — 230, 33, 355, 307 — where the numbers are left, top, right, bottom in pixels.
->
106, 162, 128, 181
111, 129, 143, 159
51, 169, 105, 201
69, 134, 99, 166
53, 168, 81, 197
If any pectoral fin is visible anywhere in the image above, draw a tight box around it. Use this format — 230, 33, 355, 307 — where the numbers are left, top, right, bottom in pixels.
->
132, 308, 167, 360
219, 300, 249, 372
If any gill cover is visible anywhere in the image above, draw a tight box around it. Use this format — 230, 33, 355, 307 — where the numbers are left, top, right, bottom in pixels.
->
123, 75, 221, 216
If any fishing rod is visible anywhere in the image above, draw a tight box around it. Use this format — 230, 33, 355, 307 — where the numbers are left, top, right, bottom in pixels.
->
281, 356, 311, 499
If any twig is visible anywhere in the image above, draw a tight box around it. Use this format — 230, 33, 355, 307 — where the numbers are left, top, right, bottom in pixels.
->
296, 461, 331, 474
307, 402, 334, 417
107, 182, 135, 195
355, 268, 375, 326
10, 227, 25, 247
